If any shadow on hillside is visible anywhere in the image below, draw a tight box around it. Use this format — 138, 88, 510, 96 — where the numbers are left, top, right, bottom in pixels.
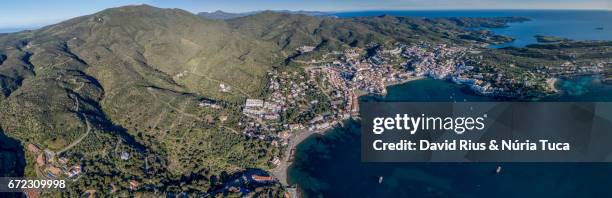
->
0, 128, 25, 198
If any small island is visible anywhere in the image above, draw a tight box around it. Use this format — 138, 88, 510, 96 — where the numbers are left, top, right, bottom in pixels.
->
535, 35, 572, 43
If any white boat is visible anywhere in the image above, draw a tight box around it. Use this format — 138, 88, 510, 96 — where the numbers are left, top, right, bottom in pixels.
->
496, 166, 502, 174
379, 176, 383, 183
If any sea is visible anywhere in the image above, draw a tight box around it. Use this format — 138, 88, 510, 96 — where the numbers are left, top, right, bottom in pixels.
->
288, 10, 612, 198
334, 10, 612, 48
0, 27, 36, 34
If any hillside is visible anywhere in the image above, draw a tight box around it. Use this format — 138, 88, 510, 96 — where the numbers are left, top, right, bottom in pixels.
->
228, 12, 522, 57
0, 5, 283, 196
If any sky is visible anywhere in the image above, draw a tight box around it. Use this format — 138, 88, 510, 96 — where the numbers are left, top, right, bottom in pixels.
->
0, 0, 610, 30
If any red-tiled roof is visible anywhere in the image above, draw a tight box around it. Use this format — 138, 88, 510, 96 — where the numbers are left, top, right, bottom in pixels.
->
252, 175, 273, 182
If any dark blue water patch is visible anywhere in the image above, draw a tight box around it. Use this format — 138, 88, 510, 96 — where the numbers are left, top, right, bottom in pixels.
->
365, 75, 612, 102
334, 10, 531, 18
288, 76, 612, 197
288, 120, 612, 198
333, 10, 612, 48
362, 78, 495, 102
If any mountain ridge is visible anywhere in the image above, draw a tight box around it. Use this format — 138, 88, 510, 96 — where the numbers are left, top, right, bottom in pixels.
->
198, 9, 331, 20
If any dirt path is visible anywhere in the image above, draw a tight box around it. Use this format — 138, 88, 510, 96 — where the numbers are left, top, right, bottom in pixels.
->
75, 82, 85, 91
146, 89, 203, 122
220, 126, 240, 135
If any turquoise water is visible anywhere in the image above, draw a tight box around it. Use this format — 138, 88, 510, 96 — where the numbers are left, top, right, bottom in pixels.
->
290, 10, 612, 197
334, 10, 612, 48
288, 76, 612, 197
549, 76, 612, 101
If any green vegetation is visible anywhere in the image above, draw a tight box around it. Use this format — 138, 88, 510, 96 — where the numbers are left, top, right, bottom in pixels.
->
535, 35, 572, 43
0, 5, 280, 196
228, 12, 527, 56
0, 4, 609, 196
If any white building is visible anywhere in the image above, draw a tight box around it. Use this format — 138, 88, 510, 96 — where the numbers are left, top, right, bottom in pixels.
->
245, 99, 264, 108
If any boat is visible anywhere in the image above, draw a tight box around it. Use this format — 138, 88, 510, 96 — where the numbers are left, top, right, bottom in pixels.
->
379, 176, 383, 183
496, 166, 502, 174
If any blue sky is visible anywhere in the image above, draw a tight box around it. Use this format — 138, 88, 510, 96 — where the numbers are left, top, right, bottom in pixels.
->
1, 0, 610, 29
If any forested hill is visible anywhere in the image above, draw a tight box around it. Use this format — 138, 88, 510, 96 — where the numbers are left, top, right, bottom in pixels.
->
0, 5, 284, 196
227, 12, 528, 53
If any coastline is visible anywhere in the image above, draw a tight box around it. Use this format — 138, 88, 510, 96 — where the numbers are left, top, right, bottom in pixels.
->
270, 74, 612, 197
270, 128, 323, 186
270, 76, 424, 186
547, 77, 560, 93
385, 76, 425, 88
271, 74, 551, 186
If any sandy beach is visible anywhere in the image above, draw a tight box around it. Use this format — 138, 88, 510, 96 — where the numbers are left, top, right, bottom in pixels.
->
270, 76, 424, 185
270, 128, 323, 185
547, 77, 560, 93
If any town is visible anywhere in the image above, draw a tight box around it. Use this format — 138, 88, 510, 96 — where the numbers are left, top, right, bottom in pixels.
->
231, 41, 608, 186
235, 42, 520, 143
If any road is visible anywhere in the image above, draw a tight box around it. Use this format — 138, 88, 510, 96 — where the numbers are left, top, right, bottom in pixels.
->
57, 119, 91, 155
57, 93, 91, 155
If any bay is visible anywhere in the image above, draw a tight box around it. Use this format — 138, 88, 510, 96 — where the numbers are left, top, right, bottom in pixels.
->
288, 76, 612, 197
333, 10, 612, 48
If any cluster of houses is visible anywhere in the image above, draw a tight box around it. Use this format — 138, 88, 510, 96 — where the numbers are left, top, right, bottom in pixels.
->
306, 68, 355, 117
550, 61, 606, 76
242, 99, 282, 120
240, 71, 316, 139
325, 44, 420, 96
234, 68, 357, 158
214, 169, 279, 197
199, 99, 221, 109
401, 43, 528, 96
403, 43, 469, 79
27, 144, 82, 180
241, 98, 284, 141
323, 42, 572, 98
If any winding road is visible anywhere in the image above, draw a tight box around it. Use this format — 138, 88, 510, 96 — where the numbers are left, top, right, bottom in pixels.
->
57, 90, 91, 155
